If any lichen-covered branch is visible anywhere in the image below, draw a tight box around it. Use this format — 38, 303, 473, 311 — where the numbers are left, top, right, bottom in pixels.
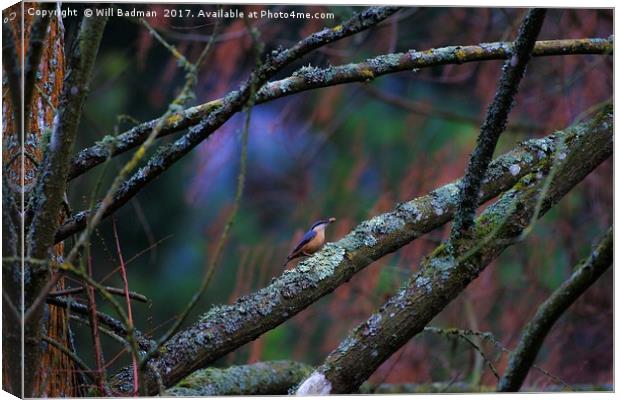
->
497, 227, 613, 392
166, 361, 313, 396
109, 122, 588, 394
22, 14, 107, 396
56, 7, 400, 244
27, 14, 107, 259
67, 36, 613, 182
295, 107, 612, 394
450, 9, 546, 242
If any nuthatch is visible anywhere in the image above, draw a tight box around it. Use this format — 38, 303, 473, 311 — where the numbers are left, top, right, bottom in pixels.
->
283, 217, 336, 265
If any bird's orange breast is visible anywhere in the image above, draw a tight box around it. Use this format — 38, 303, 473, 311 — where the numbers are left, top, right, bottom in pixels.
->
304, 229, 325, 253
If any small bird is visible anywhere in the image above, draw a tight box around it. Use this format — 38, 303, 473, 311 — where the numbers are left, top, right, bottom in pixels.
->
283, 217, 336, 265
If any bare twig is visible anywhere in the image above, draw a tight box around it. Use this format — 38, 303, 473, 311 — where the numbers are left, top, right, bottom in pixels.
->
423, 327, 500, 381
141, 18, 261, 369
112, 219, 139, 395
48, 286, 148, 303
85, 255, 108, 395
497, 227, 613, 391
46, 296, 153, 351
42, 335, 96, 383
69, 314, 129, 347
363, 85, 543, 133
421, 326, 571, 388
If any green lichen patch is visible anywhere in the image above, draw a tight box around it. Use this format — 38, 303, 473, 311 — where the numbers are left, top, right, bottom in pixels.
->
296, 243, 346, 281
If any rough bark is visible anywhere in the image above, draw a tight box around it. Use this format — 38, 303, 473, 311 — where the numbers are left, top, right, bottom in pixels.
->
295, 107, 612, 394
497, 227, 613, 392
451, 8, 546, 240
109, 120, 589, 394
2, 3, 83, 396
166, 361, 313, 396
2, 4, 24, 396
21, 12, 107, 397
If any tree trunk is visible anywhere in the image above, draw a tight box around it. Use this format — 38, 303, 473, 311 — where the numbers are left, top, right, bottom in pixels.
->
2, 3, 79, 396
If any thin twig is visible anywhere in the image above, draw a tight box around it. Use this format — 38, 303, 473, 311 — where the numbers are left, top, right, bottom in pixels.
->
112, 219, 139, 396
424, 326, 574, 390
42, 335, 96, 383
98, 234, 174, 285
497, 227, 613, 391
48, 286, 148, 303
85, 254, 107, 395
144, 18, 262, 362
423, 327, 500, 381
46, 297, 152, 351
70, 314, 129, 347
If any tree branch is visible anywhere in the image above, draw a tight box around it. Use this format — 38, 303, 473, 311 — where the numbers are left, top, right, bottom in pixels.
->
42, 335, 96, 383
294, 107, 612, 394
57, 6, 400, 243
165, 361, 313, 396
48, 286, 148, 303
27, 14, 107, 259
497, 227, 613, 392
67, 36, 613, 182
450, 8, 546, 243
45, 296, 153, 351
108, 119, 591, 394
22, 14, 107, 396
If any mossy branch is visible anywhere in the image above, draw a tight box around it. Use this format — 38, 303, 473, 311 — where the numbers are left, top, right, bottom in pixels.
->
107, 118, 592, 394
166, 361, 313, 396
66, 36, 613, 182
450, 9, 546, 243
294, 107, 612, 394
497, 227, 613, 392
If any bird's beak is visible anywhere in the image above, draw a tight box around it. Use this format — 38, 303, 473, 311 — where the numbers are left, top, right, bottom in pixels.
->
328, 217, 336, 223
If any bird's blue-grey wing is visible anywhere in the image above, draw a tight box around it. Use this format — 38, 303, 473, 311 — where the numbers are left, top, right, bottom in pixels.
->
290, 229, 316, 255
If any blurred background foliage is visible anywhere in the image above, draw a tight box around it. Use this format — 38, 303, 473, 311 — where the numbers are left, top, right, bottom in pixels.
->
61, 4, 612, 389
